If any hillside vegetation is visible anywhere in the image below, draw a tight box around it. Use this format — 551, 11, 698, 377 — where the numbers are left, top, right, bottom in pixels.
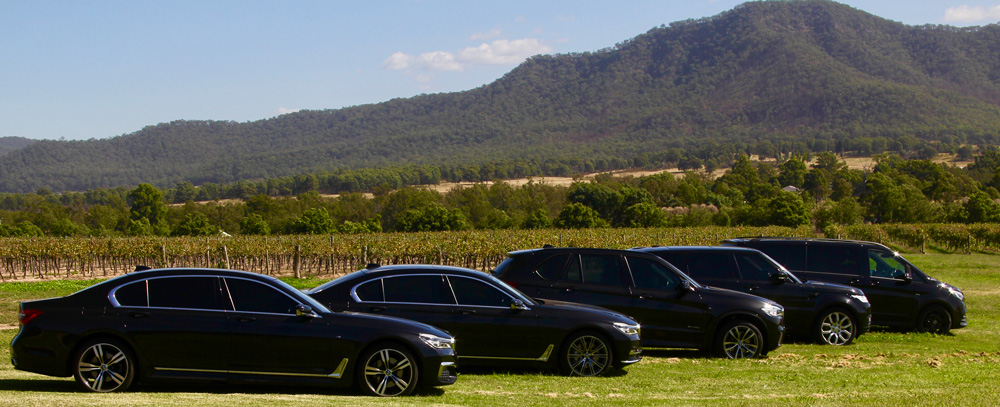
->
1, 0, 999, 193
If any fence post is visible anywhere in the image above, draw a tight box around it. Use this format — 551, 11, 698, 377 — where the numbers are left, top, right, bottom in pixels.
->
223, 245, 230, 269
294, 245, 301, 278
160, 244, 167, 268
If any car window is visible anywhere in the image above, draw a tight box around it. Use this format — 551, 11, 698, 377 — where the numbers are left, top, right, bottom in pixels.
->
147, 276, 227, 310
685, 252, 738, 280
383, 275, 455, 304
653, 252, 688, 273
447, 276, 511, 307
734, 252, 780, 281
626, 256, 680, 291
807, 245, 862, 275
354, 279, 384, 302
757, 244, 805, 270
535, 254, 570, 280
226, 277, 299, 314
578, 254, 624, 285
868, 250, 908, 279
113, 280, 148, 307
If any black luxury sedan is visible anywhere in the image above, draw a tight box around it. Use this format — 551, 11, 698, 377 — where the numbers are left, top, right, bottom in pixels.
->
11, 268, 458, 396
632, 246, 871, 345
305, 265, 642, 376
493, 247, 785, 359
723, 237, 967, 334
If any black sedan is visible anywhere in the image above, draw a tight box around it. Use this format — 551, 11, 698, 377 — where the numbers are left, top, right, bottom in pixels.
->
11, 268, 458, 396
305, 265, 642, 376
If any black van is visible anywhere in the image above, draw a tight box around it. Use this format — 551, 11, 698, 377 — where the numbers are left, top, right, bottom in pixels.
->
493, 247, 785, 359
722, 238, 966, 334
632, 246, 871, 345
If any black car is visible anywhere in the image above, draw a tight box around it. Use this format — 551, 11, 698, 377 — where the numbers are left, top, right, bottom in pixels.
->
305, 265, 642, 377
632, 246, 871, 345
11, 268, 457, 397
723, 237, 967, 334
492, 247, 785, 359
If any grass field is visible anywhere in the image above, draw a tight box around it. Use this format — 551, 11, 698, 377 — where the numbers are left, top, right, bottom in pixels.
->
2, 252, 998, 406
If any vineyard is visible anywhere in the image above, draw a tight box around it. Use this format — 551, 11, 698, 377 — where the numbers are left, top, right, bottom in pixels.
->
1, 224, 999, 281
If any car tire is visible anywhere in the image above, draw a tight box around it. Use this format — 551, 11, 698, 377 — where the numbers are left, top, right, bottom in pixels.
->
917, 305, 952, 334
815, 308, 857, 345
357, 343, 419, 397
715, 320, 763, 359
72, 337, 136, 392
560, 331, 613, 376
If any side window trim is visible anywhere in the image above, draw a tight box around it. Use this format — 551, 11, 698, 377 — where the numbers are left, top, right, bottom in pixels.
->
444, 274, 516, 309
110, 275, 229, 312
350, 278, 385, 303
223, 276, 306, 316
352, 274, 455, 306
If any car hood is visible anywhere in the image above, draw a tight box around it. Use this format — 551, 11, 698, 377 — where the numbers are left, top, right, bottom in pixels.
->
801, 280, 865, 295
533, 298, 639, 324
696, 286, 781, 307
333, 310, 453, 337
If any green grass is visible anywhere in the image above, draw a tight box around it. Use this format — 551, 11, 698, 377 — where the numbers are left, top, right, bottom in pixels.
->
2, 253, 999, 406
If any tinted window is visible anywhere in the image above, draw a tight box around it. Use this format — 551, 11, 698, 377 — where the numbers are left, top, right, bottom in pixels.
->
868, 250, 908, 279
535, 254, 570, 280
448, 276, 511, 307
114, 280, 148, 307
685, 252, 738, 280
734, 252, 780, 281
653, 252, 688, 272
354, 280, 384, 302
807, 245, 863, 275
626, 256, 681, 291
757, 244, 806, 270
564, 255, 582, 282
383, 275, 454, 304
147, 276, 226, 310
579, 254, 623, 285
226, 278, 299, 314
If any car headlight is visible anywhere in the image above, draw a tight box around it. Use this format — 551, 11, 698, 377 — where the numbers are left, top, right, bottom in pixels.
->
851, 294, 869, 304
761, 303, 784, 319
419, 333, 455, 349
614, 322, 641, 336
946, 286, 964, 301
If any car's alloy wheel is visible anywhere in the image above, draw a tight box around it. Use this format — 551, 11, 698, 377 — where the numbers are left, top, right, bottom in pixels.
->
917, 306, 952, 334
716, 321, 762, 359
73, 339, 135, 392
817, 310, 856, 345
562, 332, 611, 376
359, 345, 418, 397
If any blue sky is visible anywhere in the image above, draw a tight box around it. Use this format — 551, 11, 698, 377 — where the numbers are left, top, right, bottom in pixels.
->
3, 1, 1000, 141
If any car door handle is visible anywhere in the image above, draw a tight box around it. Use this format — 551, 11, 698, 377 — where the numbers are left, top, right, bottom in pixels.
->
849, 279, 862, 285
746, 285, 760, 291
368, 306, 386, 313
129, 311, 150, 318
235, 316, 256, 323
563, 287, 576, 292
869, 281, 881, 286
457, 309, 477, 315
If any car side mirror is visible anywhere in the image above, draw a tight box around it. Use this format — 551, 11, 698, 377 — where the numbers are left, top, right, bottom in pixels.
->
770, 273, 787, 284
510, 299, 529, 311
894, 270, 912, 283
677, 281, 695, 293
295, 304, 319, 318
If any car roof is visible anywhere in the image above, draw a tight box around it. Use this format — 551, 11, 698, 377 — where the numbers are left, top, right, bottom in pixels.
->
362, 264, 488, 276
507, 246, 639, 256
632, 246, 761, 253
723, 237, 890, 249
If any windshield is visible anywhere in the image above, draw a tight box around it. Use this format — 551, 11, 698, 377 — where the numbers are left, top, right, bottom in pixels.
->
756, 251, 803, 284
483, 273, 538, 305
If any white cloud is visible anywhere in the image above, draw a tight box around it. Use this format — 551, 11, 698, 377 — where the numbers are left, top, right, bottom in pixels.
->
382, 38, 552, 73
277, 107, 300, 115
469, 28, 502, 41
943, 5, 1000, 23
458, 38, 553, 65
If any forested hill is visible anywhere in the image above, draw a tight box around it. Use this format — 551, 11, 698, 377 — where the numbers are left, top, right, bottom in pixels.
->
0, 137, 36, 157
3, 0, 1000, 193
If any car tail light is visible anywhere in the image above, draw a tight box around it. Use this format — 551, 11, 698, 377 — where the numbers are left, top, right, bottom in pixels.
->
18, 309, 43, 325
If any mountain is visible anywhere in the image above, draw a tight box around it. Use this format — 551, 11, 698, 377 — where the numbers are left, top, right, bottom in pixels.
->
0, 137, 37, 157
2, 0, 1000, 193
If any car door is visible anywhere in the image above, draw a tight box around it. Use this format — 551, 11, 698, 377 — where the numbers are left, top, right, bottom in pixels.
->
113, 276, 231, 373
223, 277, 343, 377
444, 275, 545, 360
549, 253, 633, 310
621, 255, 713, 348
865, 249, 925, 325
733, 251, 813, 329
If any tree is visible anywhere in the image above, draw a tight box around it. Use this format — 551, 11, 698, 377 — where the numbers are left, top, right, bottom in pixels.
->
290, 208, 336, 234
777, 158, 807, 188
395, 203, 468, 232
554, 202, 609, 229
239, 214, 271, 235
522, 208, 552, 229
622, 202, 667, 227
760, 191, 810, 227
962, 191, 1000, 223
172, 213, 216, 236
128, 184, 167, 234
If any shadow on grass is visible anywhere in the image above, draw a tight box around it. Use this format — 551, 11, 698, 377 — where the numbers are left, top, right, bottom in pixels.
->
0, 378, 446, 397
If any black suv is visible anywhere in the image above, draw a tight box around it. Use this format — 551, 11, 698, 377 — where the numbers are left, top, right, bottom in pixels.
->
632, 246, 871, 345
493, 247, 785, 359
723, 238, 967, 334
